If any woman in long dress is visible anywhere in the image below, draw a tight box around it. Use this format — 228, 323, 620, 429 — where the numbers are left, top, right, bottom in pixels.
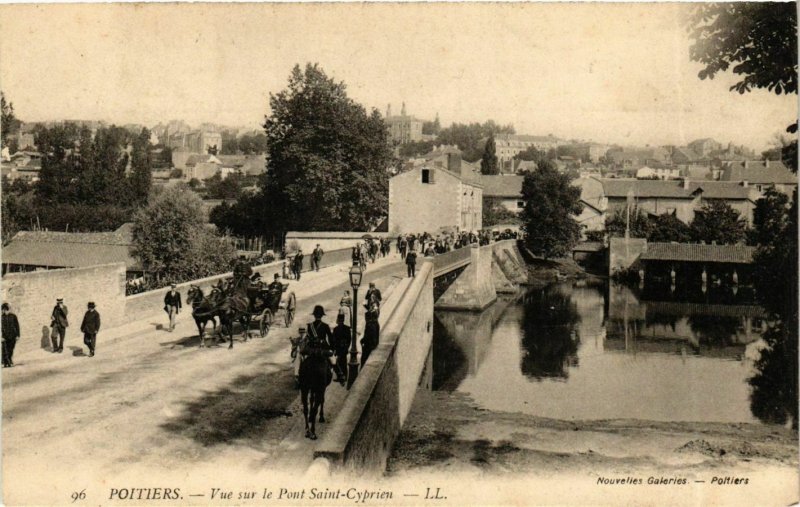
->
338, 290, 352, 325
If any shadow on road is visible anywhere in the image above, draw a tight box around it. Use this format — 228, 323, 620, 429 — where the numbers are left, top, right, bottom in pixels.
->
160, 365, 297, 447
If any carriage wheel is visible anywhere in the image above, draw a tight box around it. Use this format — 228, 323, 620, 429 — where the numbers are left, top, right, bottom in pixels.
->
260, 309, 273, 337
285, 292, 297, 327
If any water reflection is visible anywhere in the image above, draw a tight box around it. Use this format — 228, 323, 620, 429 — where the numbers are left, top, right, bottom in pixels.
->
432, 279, 782, 424
519, 287, 581, 380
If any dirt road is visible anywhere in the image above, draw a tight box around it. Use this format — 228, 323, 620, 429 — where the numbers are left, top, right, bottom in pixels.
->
2, 258, 406, 505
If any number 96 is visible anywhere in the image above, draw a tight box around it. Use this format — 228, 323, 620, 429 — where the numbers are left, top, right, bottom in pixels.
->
71, 489, 86, 502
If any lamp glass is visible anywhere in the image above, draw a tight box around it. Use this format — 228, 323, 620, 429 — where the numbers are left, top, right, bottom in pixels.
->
349, 265, 363, 289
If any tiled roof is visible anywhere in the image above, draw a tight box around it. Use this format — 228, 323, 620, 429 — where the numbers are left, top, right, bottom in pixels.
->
721, 160, 796, 185
494, 134, 561, 144
599, 178, 755, 200
640, 242, 755, 264
3, 225, 139, 270
480, 175, 524, 197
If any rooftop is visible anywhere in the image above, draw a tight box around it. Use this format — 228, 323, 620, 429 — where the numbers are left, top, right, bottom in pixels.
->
599, 178, 756, 200
480, 175, 525, 198
2, 224, 139, 270
721, 160, 796, 185
640, 242, 756, 264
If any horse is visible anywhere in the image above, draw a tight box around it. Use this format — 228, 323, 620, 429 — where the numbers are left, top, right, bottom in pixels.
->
187, 286, 219, 348
216, 276, 253, 349
297, 338, 333, 440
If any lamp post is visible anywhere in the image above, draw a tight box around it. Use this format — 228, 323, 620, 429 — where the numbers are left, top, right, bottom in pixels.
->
347, 262, 363, 389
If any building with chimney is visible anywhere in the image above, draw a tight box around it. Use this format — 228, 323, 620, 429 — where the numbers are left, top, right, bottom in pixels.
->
389, 148, 482, 234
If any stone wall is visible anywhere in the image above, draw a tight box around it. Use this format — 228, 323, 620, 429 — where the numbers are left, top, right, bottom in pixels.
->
2, 263, 127, 355
608, 237, 648, 276
284, 233, 391, 255
314, 260, 435, 473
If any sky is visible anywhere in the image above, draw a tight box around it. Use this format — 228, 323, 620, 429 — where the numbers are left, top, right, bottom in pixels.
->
0, 3, 796, 152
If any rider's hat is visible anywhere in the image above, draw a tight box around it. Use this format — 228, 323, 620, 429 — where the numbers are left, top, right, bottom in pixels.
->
312, 305, 325, 317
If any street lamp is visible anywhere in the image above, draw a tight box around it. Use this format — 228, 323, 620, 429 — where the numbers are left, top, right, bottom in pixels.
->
347, 262, 363, 389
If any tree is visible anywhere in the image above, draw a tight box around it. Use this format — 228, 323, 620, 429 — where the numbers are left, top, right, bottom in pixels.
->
131, 186, 235, 284
648, 212, 693, 243
204, 171, 244, 200
1, 91, 20, 144
688, 3, 798, 172
482, 198, 519, 227
398, 140, 435, 159
750, 188, 790, 246
422, 114, 441, 136
480, 134, 499, 175
690, 200, 747, 244
605, 205, 653, 239
436, 121, 515, 162
520, 160, 582, 258
514, 145, 550, 163
129, 128, 153, 205
260, 63, 394, 235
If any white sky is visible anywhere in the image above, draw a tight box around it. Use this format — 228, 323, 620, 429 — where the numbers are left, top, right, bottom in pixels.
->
0, 3, 796, 151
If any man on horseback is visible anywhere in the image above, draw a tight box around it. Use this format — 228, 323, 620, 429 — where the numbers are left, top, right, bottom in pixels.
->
298, 305, 336, 440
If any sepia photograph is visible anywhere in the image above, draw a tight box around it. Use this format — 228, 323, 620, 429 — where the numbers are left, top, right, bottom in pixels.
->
0, 2, 797, 505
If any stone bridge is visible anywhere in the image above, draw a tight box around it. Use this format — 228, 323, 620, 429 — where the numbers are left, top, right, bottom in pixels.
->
310, 239, 529, 475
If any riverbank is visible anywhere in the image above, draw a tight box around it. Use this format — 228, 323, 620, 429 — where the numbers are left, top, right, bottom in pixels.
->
387, 389, 798, 478
525, 256, 599, 287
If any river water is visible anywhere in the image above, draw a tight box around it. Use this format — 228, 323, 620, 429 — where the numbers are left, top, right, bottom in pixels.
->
430, 279, 773, 424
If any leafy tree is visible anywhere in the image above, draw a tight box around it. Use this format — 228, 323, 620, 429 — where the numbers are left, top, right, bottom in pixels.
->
260, 63, 394, 235
398, 140, 435, 159
688, 3, 797, 95
422, 114, 441, 136
482, 198, 519, 227
605, 205, 653, 239
238, 132, 268, 154
520, 159, 582, 258
129, 128, 153, 205
648, 212, 693, 243
204, 171, 244, 200
436, 120, 515, 162
514, 145, 550, 163
480, 134, 499, 175
169, 168, 183, 179
131, 186, 235, 284
1, 91, 21, 144
689, 200, 747, 244
750, 188, 790, 246
750, 190, 798, 427
220, 130, 239, 155
688, 3, 798, 172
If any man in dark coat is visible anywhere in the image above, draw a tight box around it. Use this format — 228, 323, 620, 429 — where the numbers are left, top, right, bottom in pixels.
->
50, 298, 69, 353
406, 249, 417, 278
305, 305, 340, 382
2, 303, 20, 367
364, 282, 382, 306
293, 250, 304, 281
360, 308, 380, 368
331, 313, 350, 385
311, 244, 324, 272
163, 284, 182, 332
80, 302, 101, 357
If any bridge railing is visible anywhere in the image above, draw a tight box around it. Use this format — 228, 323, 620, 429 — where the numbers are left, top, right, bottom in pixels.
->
431, 246, 471, 277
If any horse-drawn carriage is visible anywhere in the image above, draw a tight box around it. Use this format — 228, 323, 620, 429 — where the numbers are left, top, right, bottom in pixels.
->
187, 276, 296, 347
246, 281, 297, 337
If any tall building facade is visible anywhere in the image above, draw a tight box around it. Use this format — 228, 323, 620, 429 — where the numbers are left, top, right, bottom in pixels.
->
385, 103, 424, 144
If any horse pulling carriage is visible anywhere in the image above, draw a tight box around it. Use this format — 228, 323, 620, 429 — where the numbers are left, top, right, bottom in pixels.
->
187, 276, 296, 348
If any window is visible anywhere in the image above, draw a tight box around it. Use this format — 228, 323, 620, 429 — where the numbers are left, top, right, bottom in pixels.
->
517, 201, 525, 209
421, 169, 432, 184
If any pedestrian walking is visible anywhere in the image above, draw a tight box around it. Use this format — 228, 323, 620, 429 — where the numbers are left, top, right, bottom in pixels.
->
338, 290, 352, 325
364, 282, 382, 318
331, 313, 350, 385
312, 244, 324, 272
360, 304, 380, 368
399, 236, 407, 260
50, 298, 69, 353
406, 249, 417, 278
80, 302, 101, 357
2, 303, 20, 368
163, 284, 182, 332
293, 250, 304, 280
